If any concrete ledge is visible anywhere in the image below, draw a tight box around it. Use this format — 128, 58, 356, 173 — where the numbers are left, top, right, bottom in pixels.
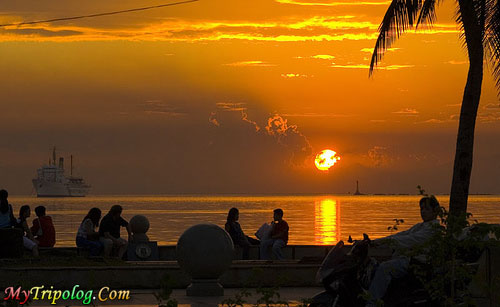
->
36, 244, 392, 261
0, 260, 320, 289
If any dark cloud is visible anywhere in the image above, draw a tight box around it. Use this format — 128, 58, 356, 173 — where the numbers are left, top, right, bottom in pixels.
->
140, 101, 186, 116
209, 111, 312, 168
265, 114, 312, 165
1, 28, 82, 37
367, 146, 394, 167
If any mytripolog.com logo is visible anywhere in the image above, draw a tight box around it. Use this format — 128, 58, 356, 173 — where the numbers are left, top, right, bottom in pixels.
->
3, 285, 130, 305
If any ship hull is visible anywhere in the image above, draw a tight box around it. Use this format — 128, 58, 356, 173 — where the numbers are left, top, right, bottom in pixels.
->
32, 179, 90, 197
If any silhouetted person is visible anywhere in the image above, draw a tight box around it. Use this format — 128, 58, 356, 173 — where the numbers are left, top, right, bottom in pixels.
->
0, 189, 15, 228
260, 208, 289, 260
99, 205, 130, 258
76, 208, 104, 256
225, 207, 259, 259
17, 205, 39, 257
365, 196, 440, 307
31, 206, 56, 247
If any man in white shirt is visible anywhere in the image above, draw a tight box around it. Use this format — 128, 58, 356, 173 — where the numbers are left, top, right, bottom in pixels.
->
366, 196, 440, 306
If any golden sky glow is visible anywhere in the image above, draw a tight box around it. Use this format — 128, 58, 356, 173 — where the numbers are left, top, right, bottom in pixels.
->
1, 0, 500, 194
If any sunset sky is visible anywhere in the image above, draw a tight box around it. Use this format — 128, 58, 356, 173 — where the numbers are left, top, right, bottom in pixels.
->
1, 0, 500, 195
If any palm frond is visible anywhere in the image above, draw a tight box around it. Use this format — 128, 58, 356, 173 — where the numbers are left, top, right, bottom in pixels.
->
485, 0, 500, 91
416, 0, 438, 28
456, 0, 488, 49
369, 0, 423, 76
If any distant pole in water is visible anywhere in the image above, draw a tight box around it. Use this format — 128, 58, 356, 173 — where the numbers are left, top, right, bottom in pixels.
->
71, 155, 73, 177
354, 180, 361, 195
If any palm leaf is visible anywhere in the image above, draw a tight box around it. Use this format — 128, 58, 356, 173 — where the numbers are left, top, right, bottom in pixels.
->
369, 0, 423, 75
416, 0, 439, 28
485, 0, 500, 90
456, 0, 487, 57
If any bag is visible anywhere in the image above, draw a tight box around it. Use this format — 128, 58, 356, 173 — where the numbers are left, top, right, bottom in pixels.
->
255, 222, 272, 240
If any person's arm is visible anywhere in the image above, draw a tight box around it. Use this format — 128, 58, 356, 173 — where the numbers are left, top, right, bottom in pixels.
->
30, 219, 39, 236
126, 224, 131, 241
23, 221, 36, 241
120, 217, 131, 240
382, 223, 437, 249
372, 224, 418, 246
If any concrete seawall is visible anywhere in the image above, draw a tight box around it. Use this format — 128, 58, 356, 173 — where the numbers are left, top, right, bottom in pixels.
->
1, 245, 498, 306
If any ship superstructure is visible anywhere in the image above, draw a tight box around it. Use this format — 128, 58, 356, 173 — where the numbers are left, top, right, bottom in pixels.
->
32, 148, 91, 197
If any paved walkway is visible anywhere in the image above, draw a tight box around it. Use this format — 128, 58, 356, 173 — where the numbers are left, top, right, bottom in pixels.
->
28, 287, 323, 306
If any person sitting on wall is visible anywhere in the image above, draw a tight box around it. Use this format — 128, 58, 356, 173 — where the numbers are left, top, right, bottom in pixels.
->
0, 189, 16, 229
16, 205, 39, 257
365, 196, 441, 307
30, 206, 56, 247
76, 207, 104, 256
225, 207, 259, 259
98, 205, 130, 258
260, 208, 289, 260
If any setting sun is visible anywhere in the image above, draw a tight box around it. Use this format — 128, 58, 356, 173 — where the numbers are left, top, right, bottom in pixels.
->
314, 149, 340, 171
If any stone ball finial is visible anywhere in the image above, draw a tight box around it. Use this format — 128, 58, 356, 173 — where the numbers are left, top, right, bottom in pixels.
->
130, 215, 150, 234
129, 215, 150, 243
176, 223, 234, 296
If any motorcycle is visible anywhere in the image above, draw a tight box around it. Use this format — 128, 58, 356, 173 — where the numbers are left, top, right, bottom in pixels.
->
309, 235, 434, 307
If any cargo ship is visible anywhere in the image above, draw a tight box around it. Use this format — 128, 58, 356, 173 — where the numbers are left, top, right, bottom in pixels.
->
32, 148, 91, 197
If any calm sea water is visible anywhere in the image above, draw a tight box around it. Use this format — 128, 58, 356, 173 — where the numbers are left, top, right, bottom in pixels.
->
8, 195, 500, 247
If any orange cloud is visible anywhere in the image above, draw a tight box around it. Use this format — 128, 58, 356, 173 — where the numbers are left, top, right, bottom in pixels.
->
392, 108, 419, 115
275, 0, 391, 6
281, 73, 309, 78
331, 63, 414, 70
224, 60, 276, 67
0, 15, 458, 42
216, 102, 247, 111
311, 54, 335, 59
209, 112, 220, 127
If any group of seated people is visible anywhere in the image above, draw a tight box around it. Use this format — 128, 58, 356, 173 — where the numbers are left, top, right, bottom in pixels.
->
224, 207, 290, 260
0, 189, 56, 257
76, 205, 131, 258
0, 189, 131, 258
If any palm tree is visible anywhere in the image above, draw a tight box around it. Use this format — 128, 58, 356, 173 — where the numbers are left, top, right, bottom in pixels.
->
370, 0, 500, 217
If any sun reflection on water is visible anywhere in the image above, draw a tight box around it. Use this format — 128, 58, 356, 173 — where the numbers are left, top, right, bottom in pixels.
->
314, 199, 340, 245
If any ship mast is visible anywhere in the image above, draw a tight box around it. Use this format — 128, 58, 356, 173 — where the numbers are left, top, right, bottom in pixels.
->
52, 147, 56, 166
71, 155, 73, 177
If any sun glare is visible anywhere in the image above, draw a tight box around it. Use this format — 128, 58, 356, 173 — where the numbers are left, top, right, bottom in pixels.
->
314, 149, 340, 171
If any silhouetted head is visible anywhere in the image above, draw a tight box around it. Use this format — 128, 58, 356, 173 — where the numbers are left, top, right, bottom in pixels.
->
109, 205, 123, 220
19, 205, 30, 221
227, 207, 239, 222
273, 208, 284, 222
419, 196, 440, 222
35, 206, 46, 217
0, 189, 8, 214
84, 207, 102, 227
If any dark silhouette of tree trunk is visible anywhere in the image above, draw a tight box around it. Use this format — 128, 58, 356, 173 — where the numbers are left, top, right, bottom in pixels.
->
449, 0, 484, 216
370, 0, 500, 217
